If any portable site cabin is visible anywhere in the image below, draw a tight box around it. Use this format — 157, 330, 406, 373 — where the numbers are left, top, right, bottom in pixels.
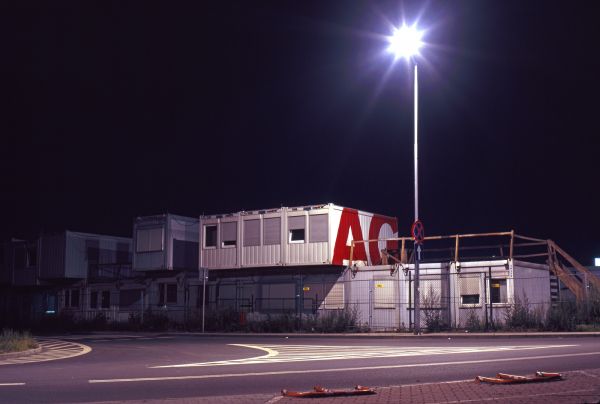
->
39, 231, 132, 280
33, 231, 132, 320
199, 203, 398, 270
132, 214, 200, 321
133, 214, 199, 272
346, 232, 552, 331
198, 203, 399, 317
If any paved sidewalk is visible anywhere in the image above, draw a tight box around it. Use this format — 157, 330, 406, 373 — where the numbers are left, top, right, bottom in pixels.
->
86, 368, 600, 404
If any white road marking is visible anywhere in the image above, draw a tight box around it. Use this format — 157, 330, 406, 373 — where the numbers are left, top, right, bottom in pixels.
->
0, 339, 91, 366
152, 343, 577, 368
0, 383, 26, 386
90, 351, 600, 384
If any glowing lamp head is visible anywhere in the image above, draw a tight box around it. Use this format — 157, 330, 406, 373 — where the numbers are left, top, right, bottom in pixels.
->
387, 24, 424, 59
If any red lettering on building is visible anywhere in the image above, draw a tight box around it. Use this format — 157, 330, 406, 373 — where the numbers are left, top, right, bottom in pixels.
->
368, 215, 399, 265
332, 208, 368, 265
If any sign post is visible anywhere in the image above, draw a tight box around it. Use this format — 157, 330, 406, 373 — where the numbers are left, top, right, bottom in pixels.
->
411, 220, 425, 335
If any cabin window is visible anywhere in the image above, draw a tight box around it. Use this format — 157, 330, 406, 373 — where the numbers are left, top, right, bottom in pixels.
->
204, 225, 217, 248
288, 216, 305, 243
309, 214, 328, 243
221, 222, 237, 248
136, 227, 164, 252
26, 244, 37, 266
243, 219, 260, 246
459, 273, 481, 306
263, 217, 281, 245
490, 278, 508, 304
101, 290, 111, 308
159, 283, 178, 305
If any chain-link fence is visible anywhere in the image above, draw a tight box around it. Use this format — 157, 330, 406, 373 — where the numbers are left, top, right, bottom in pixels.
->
3, 269, 598, 332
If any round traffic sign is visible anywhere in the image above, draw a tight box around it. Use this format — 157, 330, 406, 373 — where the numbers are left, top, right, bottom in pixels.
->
411, 220, 425, 244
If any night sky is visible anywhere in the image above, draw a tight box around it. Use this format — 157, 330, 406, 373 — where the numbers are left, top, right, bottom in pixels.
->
3, 1, 599, 263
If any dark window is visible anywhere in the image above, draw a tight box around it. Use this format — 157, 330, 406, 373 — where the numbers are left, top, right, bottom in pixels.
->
45, 293, 57, 314
462, 294, 480, 305
288, 216, 305, 243
490, 279, 507, 303
159, 283, 177, 305
70, 289, 80, 307
221, 222, 237, 247
101, 291, 110, 309
136, 227, 163, 253
166, 284, 177, 303
26, 244, 37, 266
90, 291, 98, 309
173, 239, 199, 270
289, 229, 305, 242
204, 225, 217, 248
116, 242, 131, 264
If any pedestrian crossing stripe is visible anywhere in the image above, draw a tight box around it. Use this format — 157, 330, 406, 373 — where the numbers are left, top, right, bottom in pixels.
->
152, 343, 577, 368
0, 339, 91, 366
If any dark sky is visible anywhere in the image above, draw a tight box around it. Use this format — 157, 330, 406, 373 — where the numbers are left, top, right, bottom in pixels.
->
2, 1, 599, 263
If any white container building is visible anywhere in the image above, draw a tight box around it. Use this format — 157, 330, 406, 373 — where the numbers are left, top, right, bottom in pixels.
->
199, 203, 399, 270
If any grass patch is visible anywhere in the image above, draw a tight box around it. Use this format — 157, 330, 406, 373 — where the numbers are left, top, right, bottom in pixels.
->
0, 329, 38, 354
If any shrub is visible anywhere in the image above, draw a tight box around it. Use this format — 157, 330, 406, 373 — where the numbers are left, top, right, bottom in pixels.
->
421, 288, 448, 332
503, 295, 543, 330
0, 329, 38, 353
465, 308, 483, 331
311, 307, 360, 333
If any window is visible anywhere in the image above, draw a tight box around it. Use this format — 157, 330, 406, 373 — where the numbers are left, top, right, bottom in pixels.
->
243, 219, 260, 246
490, 278, 508, 304
309, 215, 328, 243
136, 227, 164, 253
221, 222, 237, 247
90, 291, 98, 309
70, 289, 80, 307
159, 283, 177, 305
263, 217, 281, 245
288, 216, 305, 243
101, 291, 110, 309
459, 273, 481, 306
26, 244, 37, 267
323, 283, 345, 309
374, 279, 395, 309
204, 225, 217, 248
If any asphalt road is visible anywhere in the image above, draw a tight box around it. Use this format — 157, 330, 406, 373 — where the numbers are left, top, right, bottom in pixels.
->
0, 334, 599, 403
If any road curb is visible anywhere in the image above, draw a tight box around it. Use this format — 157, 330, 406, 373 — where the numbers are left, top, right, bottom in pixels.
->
166, 331, 600, 339
0, 345, 43, 359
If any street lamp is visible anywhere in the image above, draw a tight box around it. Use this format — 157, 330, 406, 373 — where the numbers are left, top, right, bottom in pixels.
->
387, 24, 424, 335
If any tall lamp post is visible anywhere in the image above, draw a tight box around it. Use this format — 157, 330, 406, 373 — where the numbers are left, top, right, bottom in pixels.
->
387, 24, 424, 335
